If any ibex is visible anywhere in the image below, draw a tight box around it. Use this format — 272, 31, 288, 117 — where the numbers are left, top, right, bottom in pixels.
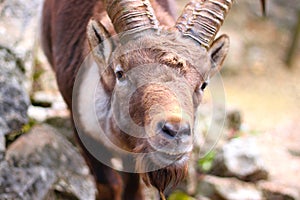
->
41, 0, 265, 199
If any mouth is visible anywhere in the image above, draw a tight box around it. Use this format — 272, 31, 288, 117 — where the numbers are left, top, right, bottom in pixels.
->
149, 148, 192, 167
140, 124, 194, 167
147, 134, 193, 160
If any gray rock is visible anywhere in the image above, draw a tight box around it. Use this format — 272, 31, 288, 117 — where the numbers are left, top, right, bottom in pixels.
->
210, 137, 268, 182
0, 161, 56, 200
197, 175, 263, 200
3, 124, 96, 200
27, 95, 69, 122
258, 181, 300, 200
0, 0, 43, 73
0, 46, 30, 136
27, 105, 50, 122
0, 134, 5, 161
44, 117, 75, 145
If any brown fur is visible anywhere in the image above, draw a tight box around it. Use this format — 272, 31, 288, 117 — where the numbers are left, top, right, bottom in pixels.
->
41, 0, 230, 199
106, 40, 199, 193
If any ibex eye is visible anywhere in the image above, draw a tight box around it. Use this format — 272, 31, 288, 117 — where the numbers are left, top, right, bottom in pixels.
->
200, 81, 208, 91
115, 70, 125, 80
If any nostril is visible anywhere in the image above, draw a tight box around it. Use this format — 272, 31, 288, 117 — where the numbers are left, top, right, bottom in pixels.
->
161, 122, 178, 137
158, 121, 191, 138
180, 123, 191, 136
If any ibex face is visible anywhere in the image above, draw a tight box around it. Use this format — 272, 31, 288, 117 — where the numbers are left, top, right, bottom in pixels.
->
84, 0, 230, 193
86, 23, 229, 194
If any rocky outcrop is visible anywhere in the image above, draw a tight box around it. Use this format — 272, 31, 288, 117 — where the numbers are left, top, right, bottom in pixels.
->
1, 125, 96, 200
0, 46, 30, 137
0, 161, 56, 200
197, 175, 263, 200
259, 181, 300, 200
210, 137, 269, 182
0, 0, 44, 140
0, 135, 5, 161
0, 0, 44, 80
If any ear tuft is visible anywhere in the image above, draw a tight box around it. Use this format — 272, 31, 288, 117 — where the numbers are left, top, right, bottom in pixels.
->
87, 19, 113, 64
208, 35, 230, 77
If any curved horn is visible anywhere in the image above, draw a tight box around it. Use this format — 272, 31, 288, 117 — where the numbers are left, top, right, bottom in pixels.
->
105, 0, 160, 39
176, 0, 233, 49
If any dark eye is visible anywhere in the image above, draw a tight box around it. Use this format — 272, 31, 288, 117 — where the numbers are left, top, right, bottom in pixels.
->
115, 70, 125, 80
200, 81, 208, 91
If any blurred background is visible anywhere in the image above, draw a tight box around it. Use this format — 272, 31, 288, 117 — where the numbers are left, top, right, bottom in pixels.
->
0, 0, 299, 199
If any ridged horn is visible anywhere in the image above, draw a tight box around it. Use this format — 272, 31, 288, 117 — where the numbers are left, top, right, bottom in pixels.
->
176, 0, 233, 49
105, 0, 160, 40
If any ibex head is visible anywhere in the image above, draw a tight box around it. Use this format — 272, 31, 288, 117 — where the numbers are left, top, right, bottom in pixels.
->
86, 0, 230, 193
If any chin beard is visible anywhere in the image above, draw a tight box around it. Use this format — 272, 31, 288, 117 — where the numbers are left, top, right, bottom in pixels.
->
135, 152, 189, 193
133, 140, 190, 193
142, 164, 188, 193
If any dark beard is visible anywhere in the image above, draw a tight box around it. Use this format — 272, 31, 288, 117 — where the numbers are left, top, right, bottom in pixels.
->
135, 153, 188, 192
142, 164, 188, 192
134, 142, 189, 192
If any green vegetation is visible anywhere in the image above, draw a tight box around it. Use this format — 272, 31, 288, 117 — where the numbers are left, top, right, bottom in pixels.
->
168, 191, 195, 200
32, 58, 44, 81
5, 118, 37, 146
198, 150, 216, 172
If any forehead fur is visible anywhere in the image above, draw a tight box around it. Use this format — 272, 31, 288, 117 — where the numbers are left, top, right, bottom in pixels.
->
111, 30, 211, 75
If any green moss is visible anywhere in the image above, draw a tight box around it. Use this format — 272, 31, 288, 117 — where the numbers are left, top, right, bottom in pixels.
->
32, 58, 44, 81
198, 150, 216, 172
5, 118, 37, 146
168, 191, 195, 200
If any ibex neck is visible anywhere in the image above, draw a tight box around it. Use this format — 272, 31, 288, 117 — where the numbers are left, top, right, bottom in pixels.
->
73, 57, 114, 146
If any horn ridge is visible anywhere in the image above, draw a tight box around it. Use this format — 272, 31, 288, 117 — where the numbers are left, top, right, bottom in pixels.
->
105, 0, 160, 40
176, 0, 233, 49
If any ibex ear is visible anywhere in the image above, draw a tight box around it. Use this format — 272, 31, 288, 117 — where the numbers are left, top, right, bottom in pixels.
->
87, 19, 115, 94
87, 19, 113, 65
207, 35, 230, 77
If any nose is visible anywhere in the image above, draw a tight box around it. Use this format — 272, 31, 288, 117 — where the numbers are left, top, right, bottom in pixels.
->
158, 121, 191, 138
